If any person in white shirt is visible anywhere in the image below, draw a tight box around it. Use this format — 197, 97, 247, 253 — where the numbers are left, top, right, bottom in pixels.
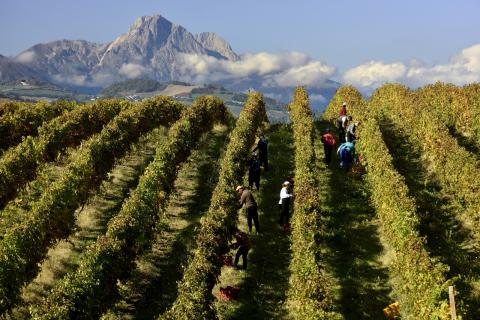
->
279, 181, 292, 229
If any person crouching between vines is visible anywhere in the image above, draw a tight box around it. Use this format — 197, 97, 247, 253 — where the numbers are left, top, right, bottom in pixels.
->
236, 185, 260, 234
229, 226, 251, 270
337, 140, 356, 172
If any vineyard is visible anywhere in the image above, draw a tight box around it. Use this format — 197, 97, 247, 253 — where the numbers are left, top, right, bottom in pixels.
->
0, 83, 479, 320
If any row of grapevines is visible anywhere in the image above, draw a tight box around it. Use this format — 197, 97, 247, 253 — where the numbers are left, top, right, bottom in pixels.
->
356, 114, 451, 319
32, 96, 228, 319
369, 84, 480, 233
0, 100, 74, 151
326, 86, 452, 318
160, 92, 267, 320
322, 84, 366, 121
418, 82, 480, 146
286, 87, 341, 320
0, 99, 127, 208
0, 101, 25, 118
455, 83, 480, 142
0, 97, 184, 314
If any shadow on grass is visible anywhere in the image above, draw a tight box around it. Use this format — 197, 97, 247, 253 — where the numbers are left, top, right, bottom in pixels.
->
216, 124, 294, 320
103, 126, 230, 320
316, 120, 392, 320
447, 125, 480, 157
378, 115, 480, 318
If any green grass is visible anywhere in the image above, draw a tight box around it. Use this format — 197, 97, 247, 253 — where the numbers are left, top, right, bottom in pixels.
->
6, 127, 167, 319
101, 124, 230, 320
213, 124, 294, 320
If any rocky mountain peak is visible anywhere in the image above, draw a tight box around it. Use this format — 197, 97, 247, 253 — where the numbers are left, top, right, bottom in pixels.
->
2, 14, 239, 88
126, 15, 175, 44
195, 32, 239, 61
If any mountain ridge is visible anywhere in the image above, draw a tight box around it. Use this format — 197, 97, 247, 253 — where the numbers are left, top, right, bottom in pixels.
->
0, 14, 339, 106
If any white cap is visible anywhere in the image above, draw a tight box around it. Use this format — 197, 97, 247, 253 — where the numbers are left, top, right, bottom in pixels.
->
235, 185, 244, 191
283, 181, 290, 185
342, 102, 347, 106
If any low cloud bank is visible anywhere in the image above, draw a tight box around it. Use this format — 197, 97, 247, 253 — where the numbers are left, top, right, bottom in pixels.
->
342, 44, 480, 92
24, 43, 480, 94
177, 51, 336, 87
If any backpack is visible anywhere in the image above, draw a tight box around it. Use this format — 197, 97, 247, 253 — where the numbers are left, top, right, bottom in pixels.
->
322, 133, 336, 146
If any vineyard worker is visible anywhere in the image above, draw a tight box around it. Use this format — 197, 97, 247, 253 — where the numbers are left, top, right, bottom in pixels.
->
346, 121, 361, 142
253, 133, 268, 171
247, 154, 261, 190
236, 186, 260, 234
278, 181, 292, 231
336, 115, 349, 144
320, 128, 337, 164
230, 226, 251, 270
339, 102, 347, 116
337, 141, 356, 172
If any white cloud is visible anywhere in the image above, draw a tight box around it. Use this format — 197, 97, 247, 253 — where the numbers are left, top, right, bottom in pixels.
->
342, 61, 406, 88
119, 63, 146, 78
52, 73, 88, 86
342, 44, 480, 91
176, 52, 335, 87
310, 93, 327, 103
16, 51, 35, 63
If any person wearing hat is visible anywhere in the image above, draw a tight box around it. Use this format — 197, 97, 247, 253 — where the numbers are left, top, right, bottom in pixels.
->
236, 186, 260, 234
278, 181, 292, 231
321, 128, 337, 164
339, 102, 347, 116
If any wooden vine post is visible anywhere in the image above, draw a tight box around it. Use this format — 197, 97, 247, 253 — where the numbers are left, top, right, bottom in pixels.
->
448, 286, 457, 320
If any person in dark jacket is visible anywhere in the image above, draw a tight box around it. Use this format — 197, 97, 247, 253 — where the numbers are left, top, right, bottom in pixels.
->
230, 227, 251, 270
253, 133, 268, 171
247, 155, 261, 190
321, 128, 337, 164
236, 186, 260, 234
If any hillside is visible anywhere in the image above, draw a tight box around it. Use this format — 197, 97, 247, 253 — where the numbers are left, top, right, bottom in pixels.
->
100, 79, 289, 122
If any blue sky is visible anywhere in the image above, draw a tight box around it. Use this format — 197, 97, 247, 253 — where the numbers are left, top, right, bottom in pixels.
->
2, 0, 480, 90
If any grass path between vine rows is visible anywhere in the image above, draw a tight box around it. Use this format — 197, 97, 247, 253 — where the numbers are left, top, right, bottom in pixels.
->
315, 120, 394, 320
7, 127, 168, 319
101, 124, 230, 320
378, 116, 480, 318
213, 124, 294, 320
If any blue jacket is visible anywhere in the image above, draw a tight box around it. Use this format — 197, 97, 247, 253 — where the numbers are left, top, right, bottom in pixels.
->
337, 142, 355, 160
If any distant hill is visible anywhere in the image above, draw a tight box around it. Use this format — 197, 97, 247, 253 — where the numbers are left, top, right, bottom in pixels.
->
0, 55, 44, 84
101, 79, 168, 97
99, 79, 289, 123
0, 79, 83, 102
